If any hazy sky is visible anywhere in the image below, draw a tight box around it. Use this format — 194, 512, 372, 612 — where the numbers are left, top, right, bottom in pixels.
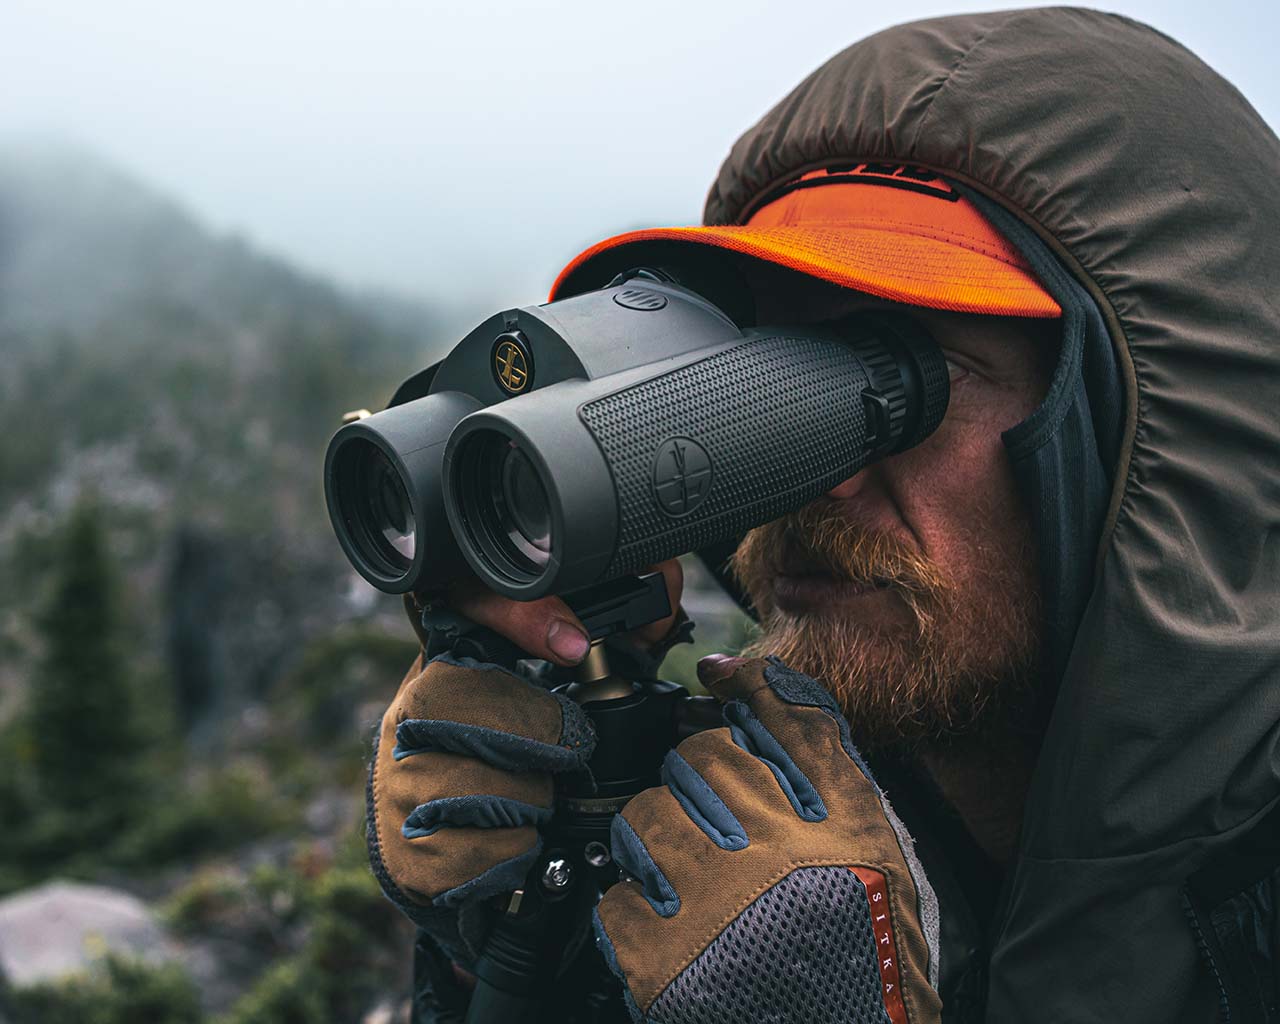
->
3, 1, 1277, 315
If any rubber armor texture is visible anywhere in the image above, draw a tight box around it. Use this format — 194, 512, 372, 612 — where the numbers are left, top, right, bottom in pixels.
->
647, 866, 892, 1024
579, 335, 881, 577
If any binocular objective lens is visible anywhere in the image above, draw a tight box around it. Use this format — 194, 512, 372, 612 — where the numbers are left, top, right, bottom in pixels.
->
450, 430, 556, 586
359, 446, 416, 565
498, 445, 551, 568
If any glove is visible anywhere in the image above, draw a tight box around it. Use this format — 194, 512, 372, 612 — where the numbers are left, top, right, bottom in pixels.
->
367, 650, 596, 965
595, 656, 942, 1024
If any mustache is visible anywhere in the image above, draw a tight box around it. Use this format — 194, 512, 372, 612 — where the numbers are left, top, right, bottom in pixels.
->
731, 498, 951, 619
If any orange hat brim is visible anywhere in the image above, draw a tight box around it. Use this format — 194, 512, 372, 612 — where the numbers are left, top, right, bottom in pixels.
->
551, 169, 1061, 319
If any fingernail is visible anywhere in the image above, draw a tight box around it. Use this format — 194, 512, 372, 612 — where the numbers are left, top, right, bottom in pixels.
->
697, 654, 745, 686
547, 620, 590, 663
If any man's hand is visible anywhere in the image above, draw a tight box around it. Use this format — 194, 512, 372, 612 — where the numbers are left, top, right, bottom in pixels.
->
594, 655, 943, 1024
445, 558, 685, 669
366, 559, 685, 969
367, 650, 596, 966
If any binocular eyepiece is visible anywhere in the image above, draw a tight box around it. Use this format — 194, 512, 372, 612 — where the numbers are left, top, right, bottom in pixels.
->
325, 269, 949, 600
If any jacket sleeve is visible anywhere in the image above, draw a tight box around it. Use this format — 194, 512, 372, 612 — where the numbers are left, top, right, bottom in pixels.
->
410, 929, 470, 1024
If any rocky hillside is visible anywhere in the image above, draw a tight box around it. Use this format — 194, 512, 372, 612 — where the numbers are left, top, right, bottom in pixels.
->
0, 143, 441, 737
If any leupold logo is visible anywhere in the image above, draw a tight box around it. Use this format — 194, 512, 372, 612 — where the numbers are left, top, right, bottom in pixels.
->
614, 287, 668, 312
652, 436, 713, 517
492, 332, 533, 394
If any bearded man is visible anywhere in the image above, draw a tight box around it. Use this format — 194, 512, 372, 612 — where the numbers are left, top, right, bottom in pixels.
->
365, 9, 1280, 1023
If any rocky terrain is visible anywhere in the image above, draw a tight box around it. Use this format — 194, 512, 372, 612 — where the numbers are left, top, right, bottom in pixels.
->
0, 143, 748, 1021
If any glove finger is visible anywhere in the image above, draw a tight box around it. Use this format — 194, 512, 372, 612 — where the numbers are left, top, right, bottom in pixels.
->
720, 699, 827, 821
594, 878, 664, 1020
590, 904, 641, 1021
609, 782, 737, 919
706, 656, 877, 803
381, 747, 554, 820
596, 789, 719, 1013
398, 652, 595, 773
398, 824, 543, 908
658, 748, 747, 851
665, 721, 824, 834
402, 794, 552, 837
394, 718, 585, 773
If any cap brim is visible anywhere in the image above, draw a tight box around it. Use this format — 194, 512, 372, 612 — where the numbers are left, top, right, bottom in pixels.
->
551, 224, 1061, 318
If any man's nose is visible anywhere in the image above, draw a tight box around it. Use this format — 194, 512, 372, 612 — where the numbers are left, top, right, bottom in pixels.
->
827, 470, 870, 501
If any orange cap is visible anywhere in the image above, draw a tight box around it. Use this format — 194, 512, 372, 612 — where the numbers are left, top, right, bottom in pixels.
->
551, 164, 1060, 318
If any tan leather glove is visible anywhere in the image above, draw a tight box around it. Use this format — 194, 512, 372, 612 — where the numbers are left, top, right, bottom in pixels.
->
367, 651, 595, 965
595, 656, 942, 1024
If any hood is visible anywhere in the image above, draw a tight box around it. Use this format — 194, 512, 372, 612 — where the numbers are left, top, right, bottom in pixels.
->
703, 8, 1280, 1021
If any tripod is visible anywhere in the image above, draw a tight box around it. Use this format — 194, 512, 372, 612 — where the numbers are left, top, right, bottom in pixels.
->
453, 574, 720, 1023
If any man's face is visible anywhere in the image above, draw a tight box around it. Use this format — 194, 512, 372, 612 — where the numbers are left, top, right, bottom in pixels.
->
731, 270, 1059, 751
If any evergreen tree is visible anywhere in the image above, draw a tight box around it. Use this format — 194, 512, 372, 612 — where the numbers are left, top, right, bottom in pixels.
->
28, 499, 149, 843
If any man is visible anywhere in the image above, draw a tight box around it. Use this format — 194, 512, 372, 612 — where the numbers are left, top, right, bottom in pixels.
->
367, 9, 1280, 1022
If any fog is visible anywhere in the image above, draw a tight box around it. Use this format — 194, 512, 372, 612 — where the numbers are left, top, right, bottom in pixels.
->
3, 0, 1275, 311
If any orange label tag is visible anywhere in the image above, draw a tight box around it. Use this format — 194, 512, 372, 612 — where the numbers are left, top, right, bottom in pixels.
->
849, 867, 909, 1024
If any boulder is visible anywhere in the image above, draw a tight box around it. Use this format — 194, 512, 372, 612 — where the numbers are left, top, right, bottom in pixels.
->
0, 880, 177, 985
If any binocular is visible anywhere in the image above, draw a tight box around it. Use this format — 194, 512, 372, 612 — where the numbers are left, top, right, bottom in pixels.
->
324, 266, 949, 602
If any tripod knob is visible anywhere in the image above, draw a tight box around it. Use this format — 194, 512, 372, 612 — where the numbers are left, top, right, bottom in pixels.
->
542, 858, 574, 894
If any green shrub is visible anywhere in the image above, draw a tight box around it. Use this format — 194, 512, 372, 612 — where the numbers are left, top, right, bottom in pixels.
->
110, 763, 300, 870
160, 868, 248, 936
5, 954, 203, 1024
276, 628, 417, 739
217, 959, 326, 1024
218, 836, 411, 1023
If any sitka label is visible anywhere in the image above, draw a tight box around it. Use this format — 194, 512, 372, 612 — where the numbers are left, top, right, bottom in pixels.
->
849, 866, 910, 1024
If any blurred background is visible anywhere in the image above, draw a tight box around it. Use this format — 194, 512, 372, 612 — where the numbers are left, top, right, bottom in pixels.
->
0, 1, 1273, 1020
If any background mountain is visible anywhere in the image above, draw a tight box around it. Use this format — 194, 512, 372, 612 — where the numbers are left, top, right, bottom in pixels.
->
0, 141, 443, 740
0, 143, 445, 1018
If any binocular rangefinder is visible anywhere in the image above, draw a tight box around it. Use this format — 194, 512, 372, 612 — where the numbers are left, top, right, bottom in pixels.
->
324, 268, 949, 601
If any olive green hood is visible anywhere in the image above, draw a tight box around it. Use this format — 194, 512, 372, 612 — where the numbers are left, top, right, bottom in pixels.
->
703, 8, 1280, 1021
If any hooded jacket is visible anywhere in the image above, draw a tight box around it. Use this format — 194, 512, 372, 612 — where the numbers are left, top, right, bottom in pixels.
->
694, 8, 1279, 1022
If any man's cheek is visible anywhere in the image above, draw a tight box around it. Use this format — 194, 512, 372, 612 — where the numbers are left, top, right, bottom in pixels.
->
903, 435, 1010, 522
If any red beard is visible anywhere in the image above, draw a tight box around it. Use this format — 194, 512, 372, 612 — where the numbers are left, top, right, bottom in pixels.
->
730, 496, 1042, 753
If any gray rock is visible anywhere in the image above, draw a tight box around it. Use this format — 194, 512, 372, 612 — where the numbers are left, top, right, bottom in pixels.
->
0, 880, 177, 985
361, 999, 411, 1024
